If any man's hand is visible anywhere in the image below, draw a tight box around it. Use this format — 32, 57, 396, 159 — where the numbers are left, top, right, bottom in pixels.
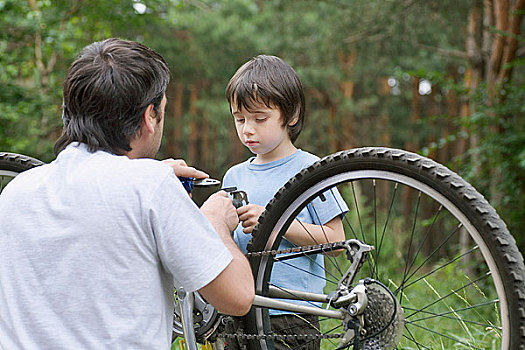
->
199, 192, 254, 316
237, 204, 265, 234
162, 158, 208, 179
200, 191, 239, 233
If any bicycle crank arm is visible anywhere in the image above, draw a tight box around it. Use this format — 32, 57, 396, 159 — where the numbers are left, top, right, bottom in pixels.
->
252, 295, 345, 320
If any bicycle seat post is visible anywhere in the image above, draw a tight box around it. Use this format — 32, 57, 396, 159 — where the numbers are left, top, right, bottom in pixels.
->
177, 286, 198, 350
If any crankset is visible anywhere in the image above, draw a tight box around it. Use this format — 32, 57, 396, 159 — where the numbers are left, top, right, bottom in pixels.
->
173, 288, 222, 345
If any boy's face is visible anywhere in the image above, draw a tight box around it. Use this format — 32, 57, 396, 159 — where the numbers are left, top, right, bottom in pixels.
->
231, 100, 296, 162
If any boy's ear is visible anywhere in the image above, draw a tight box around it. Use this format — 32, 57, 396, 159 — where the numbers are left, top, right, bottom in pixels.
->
288, 114, 299, 127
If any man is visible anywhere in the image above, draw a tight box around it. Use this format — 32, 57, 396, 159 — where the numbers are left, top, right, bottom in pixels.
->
0, 38, 254, 349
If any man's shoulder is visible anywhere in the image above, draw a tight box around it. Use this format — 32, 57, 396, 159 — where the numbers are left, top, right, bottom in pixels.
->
97, 156, 173, 189
114, 156, 169, 175
82, 144, 168, 172
59, 144, 173, 186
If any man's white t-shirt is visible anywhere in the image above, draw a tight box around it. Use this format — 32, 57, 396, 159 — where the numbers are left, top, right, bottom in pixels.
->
0, 143, 232, 349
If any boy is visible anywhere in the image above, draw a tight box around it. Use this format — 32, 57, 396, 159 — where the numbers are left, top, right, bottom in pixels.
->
222, 55, 349, 349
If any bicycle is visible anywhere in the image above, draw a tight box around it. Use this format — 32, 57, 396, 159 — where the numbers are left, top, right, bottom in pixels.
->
1, 147, 525, 350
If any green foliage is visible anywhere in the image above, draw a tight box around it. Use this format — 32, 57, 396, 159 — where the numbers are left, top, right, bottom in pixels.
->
0, 0, 168, 161
460, 79, 525, 250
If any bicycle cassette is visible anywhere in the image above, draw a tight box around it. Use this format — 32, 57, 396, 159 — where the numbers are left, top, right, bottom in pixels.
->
358, 281, 404, 350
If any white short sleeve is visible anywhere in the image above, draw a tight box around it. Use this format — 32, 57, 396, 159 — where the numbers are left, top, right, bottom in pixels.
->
147, 173, 233, 292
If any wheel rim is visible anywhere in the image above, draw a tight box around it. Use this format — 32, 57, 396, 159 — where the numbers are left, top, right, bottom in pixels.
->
0, 170, 19, 194
254, 169, 508, 349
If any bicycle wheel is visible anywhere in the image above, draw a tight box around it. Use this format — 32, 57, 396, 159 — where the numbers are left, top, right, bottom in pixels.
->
244, 147, 525, 349
0, 152, 44, 194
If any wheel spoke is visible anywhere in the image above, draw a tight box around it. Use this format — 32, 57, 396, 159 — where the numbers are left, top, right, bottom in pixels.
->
305, 203, 344, 276
399, 191, 422, 302
373, 179, 378, 278
405, 299, 501, 331
351, 181, 365, 242
402, 327, 429, 350
0, 175, 10, 193
350, 181, 377, 276
405, 320, 485, 349
273, 259, 339, 286
402, 205, 444, 284
406, 271, 492, 319
401, 245, 479, 291
375, 182, 399, 280
400, 223, 464, 290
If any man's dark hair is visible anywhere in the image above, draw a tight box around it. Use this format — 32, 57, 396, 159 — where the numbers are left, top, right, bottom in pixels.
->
225, 55, 305, 143
54, 38, 170, 156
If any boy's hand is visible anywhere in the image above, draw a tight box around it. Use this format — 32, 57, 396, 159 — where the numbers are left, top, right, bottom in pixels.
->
237, 204, 265, 234
162, 158, 208, 179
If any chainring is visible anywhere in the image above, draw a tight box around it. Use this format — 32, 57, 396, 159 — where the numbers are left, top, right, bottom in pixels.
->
173, 291, 221, 344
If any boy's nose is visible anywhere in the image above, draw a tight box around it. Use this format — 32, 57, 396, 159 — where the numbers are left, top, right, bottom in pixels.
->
242, 122, 255, 135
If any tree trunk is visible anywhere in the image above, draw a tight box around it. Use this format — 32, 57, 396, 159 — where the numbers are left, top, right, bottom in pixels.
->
229, 127, 244, 167
465, 3, 484, 176
327, 103, 338, 153
188, 85, 199, 165
338, 51, 357, 150
209, 123, 218, 175
498, 0, 525, 85
165, 82, 184, 158
442, 65, 460, 165
405, 77, 420, 153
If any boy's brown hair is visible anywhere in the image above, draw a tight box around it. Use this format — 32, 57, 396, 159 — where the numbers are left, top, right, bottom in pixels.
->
225, 55, 305, 143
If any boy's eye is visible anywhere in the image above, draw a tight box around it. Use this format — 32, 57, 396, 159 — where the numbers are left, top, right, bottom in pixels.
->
235, 118, 245, 123
256, 117, 267, 122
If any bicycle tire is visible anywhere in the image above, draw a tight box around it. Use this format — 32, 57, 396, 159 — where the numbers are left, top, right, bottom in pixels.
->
0, 152, 44, 194
245, 147, 525, 349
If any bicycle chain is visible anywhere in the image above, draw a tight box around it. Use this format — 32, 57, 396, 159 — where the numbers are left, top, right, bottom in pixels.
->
216, 241, 350, 342
216, 331, 344, 341
245, 240, 348, 258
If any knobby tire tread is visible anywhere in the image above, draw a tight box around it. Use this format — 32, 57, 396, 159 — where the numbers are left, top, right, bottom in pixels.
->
0, 152, 44, 173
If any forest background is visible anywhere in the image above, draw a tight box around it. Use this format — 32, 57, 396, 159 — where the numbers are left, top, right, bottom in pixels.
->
1, 0, 524, 252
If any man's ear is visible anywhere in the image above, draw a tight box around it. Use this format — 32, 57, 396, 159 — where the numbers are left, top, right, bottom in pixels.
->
142, 104, 156, 134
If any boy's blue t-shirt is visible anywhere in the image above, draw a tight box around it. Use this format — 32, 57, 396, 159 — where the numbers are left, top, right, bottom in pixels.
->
222, 149, 348, 313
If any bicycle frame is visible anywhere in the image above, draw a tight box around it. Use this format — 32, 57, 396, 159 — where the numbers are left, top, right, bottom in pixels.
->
177, 239, 372, 349
177, 289, 360, 350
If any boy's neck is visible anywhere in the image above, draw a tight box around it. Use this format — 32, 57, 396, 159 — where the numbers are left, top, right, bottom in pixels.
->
252, 143, 298, 164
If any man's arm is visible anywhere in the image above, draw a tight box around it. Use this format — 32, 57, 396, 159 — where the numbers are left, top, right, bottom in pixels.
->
199, 191, 254, 316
